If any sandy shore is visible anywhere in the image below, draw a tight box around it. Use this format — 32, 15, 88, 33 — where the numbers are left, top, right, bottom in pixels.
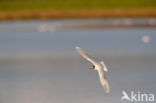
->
0, 9, 156, 20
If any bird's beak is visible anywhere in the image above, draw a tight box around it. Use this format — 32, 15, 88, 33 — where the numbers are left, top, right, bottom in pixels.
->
89, 66, 93, 70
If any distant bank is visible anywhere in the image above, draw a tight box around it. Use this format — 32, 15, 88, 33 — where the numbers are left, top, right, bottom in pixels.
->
0, 0, 156, 20
0, 9, 156, 20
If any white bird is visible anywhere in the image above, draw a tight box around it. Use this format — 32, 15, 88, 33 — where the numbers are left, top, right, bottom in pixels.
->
75, 46, 110, 93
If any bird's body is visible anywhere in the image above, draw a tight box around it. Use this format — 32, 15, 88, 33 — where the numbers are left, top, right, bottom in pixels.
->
75, 46, 110, 93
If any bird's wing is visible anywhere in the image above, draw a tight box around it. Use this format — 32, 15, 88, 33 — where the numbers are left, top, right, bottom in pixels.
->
100, 61, 108, 72
75, 46, 98, 65
98, 70, 110, 93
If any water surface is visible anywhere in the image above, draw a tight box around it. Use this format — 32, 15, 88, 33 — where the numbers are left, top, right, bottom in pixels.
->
0, 19, 156, 103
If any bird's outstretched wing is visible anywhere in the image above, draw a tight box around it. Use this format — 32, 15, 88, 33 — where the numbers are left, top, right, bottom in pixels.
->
75, 46, 98, 65
99, 72, 110, 93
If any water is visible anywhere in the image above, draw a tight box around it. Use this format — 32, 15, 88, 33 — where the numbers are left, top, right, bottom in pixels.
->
0, 19, 156, 103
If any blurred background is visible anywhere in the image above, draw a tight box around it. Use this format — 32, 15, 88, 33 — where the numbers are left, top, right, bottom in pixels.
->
0, 0, 156, 103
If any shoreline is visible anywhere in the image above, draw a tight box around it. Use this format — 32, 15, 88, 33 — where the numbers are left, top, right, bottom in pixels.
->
0, 9, 156, 20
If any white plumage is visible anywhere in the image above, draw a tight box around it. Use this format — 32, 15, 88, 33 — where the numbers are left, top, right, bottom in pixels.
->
75, 46, 110, 93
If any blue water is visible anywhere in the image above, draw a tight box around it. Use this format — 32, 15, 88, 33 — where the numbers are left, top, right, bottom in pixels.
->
0, 19, 156, 103
0, 19, 156, 53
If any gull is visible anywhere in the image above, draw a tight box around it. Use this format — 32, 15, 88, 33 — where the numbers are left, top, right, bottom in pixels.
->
75, 46, 110, 93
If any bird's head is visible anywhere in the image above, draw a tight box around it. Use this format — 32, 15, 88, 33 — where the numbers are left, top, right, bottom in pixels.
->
90, 65, 95, 70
